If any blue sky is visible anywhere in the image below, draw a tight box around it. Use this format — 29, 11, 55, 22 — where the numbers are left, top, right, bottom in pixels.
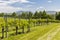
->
0, 0, 60, 13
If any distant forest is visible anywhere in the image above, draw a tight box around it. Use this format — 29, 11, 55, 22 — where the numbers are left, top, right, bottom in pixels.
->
0, 10, 60, 20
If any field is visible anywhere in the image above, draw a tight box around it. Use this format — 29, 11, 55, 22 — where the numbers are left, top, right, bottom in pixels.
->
0, 17, 59, 40
4, 23, 60, 40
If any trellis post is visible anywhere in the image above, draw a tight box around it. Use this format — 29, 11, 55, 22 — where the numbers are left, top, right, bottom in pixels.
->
1, 25, 4, 39
4, 13, 8, 38
16, 26, 18, 35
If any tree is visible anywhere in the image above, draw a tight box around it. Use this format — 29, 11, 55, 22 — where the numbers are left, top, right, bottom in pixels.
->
0, 13, 4, 17
20, 12, 28, 19
38, 11, 42, 18
55, 12, 60, 20
27, 12, 33, 32
38, 11, 42, 25
27, 12, 33, 19
11, 12, 16, 17
34, 11, 39, 19
41, 10, 47, 19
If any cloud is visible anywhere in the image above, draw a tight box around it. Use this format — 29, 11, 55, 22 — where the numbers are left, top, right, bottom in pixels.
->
0, 3, 7, 6
0, 0, 31, 3
9, 0, 30, 3
40, 6, 44, 9
0, 5, 22, 13
0, 0, 34, 6
36, 6, 46, 11
48, 0, 52, 3
21, 5, 33, 8
0, 0, 35, 13
19, 0, 29, 3
37, 6, 44, 10
55, 9, 60, 11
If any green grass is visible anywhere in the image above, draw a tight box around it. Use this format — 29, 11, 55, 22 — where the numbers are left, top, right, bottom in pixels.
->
3, 23, 59, 40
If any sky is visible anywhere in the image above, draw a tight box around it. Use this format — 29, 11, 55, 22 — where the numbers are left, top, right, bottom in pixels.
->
0, 0, 60, 13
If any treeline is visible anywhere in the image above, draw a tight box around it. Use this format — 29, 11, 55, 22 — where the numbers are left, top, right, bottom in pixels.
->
0, 10, 60, 20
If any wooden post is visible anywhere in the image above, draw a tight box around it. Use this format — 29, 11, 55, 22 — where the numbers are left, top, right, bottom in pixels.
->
18, 15, 20, 29
47, 18, 49, 25
16, 26, 18, 35
22, 26, 24, 33
34, 22, 35, 27
2, 26, 4, 39
27, 12, 31, 33
27, 25, 30, 33
4, 13, 8, 38
5, 26, 8, 38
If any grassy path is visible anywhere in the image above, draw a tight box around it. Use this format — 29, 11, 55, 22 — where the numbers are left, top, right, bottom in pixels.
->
51, 27, 60, 40
51, 32, 60, 40
37, 24, 60, 40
